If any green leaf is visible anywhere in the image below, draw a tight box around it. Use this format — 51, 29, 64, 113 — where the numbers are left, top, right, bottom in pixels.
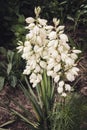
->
0, 47, 6, 55
7, 50, 14, 63
0, 77, 5, 91
11, 109, 38, 129
25, 76, 37, 99
68, 36, 76, 47
0, 120, 15, 128
19, 82, 43, 121
18, 15, 25, 23
0, 128, 9, 130
7, 63, 12, 75
10, 75, 17, 87
67, 16, 74, 22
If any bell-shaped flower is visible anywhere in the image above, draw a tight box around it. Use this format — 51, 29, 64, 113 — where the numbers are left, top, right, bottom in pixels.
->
54, 64, 61, 72
38, 18, 47, 26
26, 23, 35, 30
65, 84, 71, 91
17, 45, 24, 53
54, 75, 60, 83
65, 71, 75, 81
23, 66, 31, 75
48, 40, 58, 48
57, 26, 65, 32
72, 49, 81, 54
40, 61, 47, 68
59, 34, 68, 42
61, 92, 67, 97
57, 86, 63, 94
48, 31, 57, 40
34, 6, 41, 17
45, 25, 53, 30
25, 17, 35, 23
65, 57, 74, 66
53, 18, 60, 26
34, 64, 41, 73
47, 70, 54, 76
71, 53, 78, 60
26, 32, 33, 40
71, 67, 79, 75
59, 80, 64, 87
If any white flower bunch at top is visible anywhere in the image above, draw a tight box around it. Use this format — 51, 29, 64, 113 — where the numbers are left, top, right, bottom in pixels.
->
17, 7, 81, 96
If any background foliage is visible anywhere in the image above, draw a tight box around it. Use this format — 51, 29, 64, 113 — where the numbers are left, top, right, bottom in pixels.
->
0, 0, 87, 49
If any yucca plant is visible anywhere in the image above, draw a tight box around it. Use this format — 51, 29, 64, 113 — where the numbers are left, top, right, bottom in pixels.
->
14, 6, 81, 130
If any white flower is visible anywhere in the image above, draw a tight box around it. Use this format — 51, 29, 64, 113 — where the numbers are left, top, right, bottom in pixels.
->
36, 36, 42, 45
25, 17, 35, 23
34, 46, 43, 54
31, 73, 42, 87
42, 50, 48, 59
61, 92, 67, 97
71, 67, 79, 75
23, 66, 31, 75
59, 34, 68, 42
22, 53, 30, 60
28, 23, 35, 29
30, 73, 37, 80
57, 26, 65, 32
17, 41, 24, 52
71, 53, 78, 60
48, 40, 58, 47
47, 70, 54, 76
58, 45, 63, 54
26, 33, 33, 40
59, 30, 64, 34
54, 64, 61, 72
40, 61, 47, 68
59, 81, 64, 87
34, 64, 41, 73
33, 26, 40, 35
53, 18, 60, 26
61, 53, 67, 62
72, 49, 81, 54
65, 71, 75, 81
57, 86, 63, 94
48, 31, 57, 40
65, 57, 74, 66
34, 45, 39, 52
16, 46, 23, 53
51, 50, 58, 58
34, 6, 41, 16
45, 25, 53, 30
30, 60, 37, 69
54, 75, 60, 82
24, 41, 31, 47
47, 63, 55, 70
65, 84, 71, 91
38, 18, 47, 26
37, 74, 42, 82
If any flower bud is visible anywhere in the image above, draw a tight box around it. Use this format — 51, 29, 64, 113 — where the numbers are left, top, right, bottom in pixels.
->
35, 6, 41, 17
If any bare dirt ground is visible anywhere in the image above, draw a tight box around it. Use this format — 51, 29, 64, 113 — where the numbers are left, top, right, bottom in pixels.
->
0, 85, 35, 130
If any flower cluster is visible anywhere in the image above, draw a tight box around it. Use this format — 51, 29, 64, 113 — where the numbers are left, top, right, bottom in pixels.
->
17, 7, 81, 96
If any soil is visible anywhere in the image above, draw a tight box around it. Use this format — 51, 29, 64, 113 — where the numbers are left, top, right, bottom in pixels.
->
0, 85, 35, 130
